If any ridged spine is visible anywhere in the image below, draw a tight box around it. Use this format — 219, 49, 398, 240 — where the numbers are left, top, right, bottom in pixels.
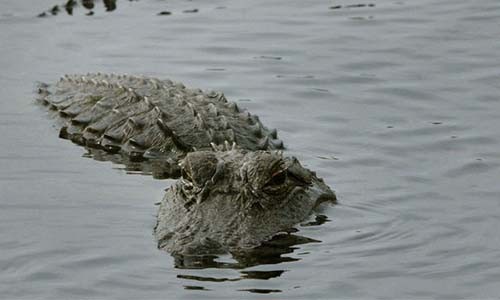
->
37, 73, 284, 161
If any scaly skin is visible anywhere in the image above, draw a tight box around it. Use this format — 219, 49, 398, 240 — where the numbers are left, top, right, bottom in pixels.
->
155, 148, 336, 255
37, 74, 284, 171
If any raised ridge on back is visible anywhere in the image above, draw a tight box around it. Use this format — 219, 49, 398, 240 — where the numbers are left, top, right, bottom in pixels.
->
37, 73, 284, 168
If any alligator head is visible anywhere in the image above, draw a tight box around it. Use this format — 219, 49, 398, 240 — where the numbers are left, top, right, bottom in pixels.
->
154, 148, 336, 255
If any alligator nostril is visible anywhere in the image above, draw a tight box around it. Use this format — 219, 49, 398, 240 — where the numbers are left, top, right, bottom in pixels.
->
318, 189, 337, 203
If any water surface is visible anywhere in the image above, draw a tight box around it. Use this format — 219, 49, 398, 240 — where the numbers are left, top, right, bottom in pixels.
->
1, 0, 500, 298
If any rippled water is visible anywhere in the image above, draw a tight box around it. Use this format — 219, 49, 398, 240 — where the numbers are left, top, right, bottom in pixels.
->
1, 0, 500, 298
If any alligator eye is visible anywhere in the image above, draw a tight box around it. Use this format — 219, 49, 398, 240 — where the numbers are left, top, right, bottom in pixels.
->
266, 170, 287, 186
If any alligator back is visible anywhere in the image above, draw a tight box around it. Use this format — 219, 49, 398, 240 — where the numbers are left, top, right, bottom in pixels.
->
37, 74, 284, 168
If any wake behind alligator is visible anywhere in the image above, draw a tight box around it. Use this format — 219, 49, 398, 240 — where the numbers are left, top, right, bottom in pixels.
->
36, 73, 336, 257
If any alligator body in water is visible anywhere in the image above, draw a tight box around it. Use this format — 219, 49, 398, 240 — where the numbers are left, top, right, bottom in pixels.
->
37, 74, 335, 256
155, 148, 336, 255
37, 73, 283, 176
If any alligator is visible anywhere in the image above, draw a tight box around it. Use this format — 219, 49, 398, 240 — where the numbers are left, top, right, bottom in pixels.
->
37, 73, 284, 176
155, 147, 336, 255
37, 73, 335, 256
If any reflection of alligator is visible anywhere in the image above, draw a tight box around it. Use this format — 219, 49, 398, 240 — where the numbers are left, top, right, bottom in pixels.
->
38, 0, 117, 17
37, 74, 335, 256
37, 0, 197, 17
329, 3, 375, 10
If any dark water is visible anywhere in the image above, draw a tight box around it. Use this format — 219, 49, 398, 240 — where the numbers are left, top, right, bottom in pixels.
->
2, 0, 500, 298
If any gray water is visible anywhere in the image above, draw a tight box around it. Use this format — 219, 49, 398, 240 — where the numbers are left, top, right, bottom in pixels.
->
1, 0, 500, 298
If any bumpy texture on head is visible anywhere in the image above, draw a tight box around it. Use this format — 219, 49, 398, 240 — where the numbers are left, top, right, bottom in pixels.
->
37, 73, 284, 165
154, 148, 336, 255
